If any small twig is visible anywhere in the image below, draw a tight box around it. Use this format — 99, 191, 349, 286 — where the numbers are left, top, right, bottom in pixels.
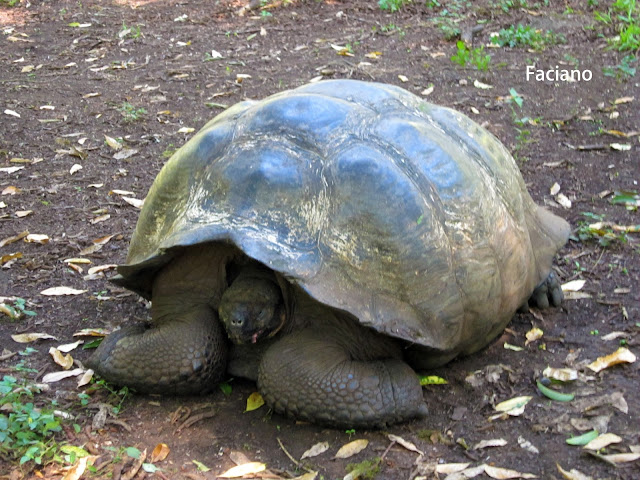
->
176, 409, 217, 432
277, 437, 316, 474
277, 437, 301, 468
105, 418, 133, 432
380, 440, 396, 460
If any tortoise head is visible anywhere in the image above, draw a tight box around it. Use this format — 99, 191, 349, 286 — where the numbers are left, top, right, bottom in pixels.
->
218, 267, 286, 345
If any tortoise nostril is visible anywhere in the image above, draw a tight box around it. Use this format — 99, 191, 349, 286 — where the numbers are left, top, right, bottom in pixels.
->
231, 317, 244, 327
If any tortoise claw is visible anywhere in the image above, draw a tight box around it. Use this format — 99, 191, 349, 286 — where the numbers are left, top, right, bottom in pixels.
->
528, 272, 563, 310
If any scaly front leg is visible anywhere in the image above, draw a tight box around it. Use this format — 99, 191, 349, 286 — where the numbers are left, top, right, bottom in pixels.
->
87, 304, 227, 394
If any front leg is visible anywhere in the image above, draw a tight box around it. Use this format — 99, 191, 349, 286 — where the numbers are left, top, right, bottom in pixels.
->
258, 328, 427, 428
87, 304, 227, 395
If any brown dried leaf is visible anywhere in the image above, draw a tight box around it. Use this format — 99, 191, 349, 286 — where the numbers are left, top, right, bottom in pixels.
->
435, 463, 470, 474
25, 234, 49, 244
79, 234, 115, 255
78, 369, 93, 387
483, 464, 537, 479
57, 340, 84, 352
90, 213, 110, 224
543, 367, 578, 382
113, 148, 138, 160
388, 434, 424, 455
300, 441, 329, 460
73, 328, 110, 337
473, 438, 508, 450
15, 210, 33, 217
587, 347, 636, 373
41, 286, 87, 296
12, 332, 58, 343
1, 252, 23, 265
556, 464, 593, 480
87, 264, 117, 275
614, 96, 634, 104
151, 443, 170, 463
62, 455, 99, 480
583, 433, 622, 450
104, 134, 123, 151
218, 462, 266, 478
64, 258, 92, 264
49, 347, 74, 369
122, 196, 145, 209
42, 367, 84, 383
334, 439, 368, 459
525, 327, 543, 346
0, 230, 28, 247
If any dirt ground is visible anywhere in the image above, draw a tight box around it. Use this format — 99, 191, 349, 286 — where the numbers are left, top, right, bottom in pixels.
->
1, 0, 639, 479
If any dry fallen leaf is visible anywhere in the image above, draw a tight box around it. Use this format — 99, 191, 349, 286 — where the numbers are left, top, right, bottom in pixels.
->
473, 79, 493, 89
583, 433, 622, 451
334, 439, 368, 459
421, 84, 435, 96
483, 464, 537, 479
593, 452, 640, 464
25, 233, 49, 244
104, 134, 123, 150
561, 280, 586, 292
556, 464, 593, 480
300, 441, 329, 460
12, 332, 58, 343
587, 347, 636, 373
57, 340, 84, 352
122, 196, 145, 209
0, 230, 29, 248
78, 369, 94, 387
41, 286, 87, 296
79, 234, 115, 255
87, 264, 117, 275
473, 438, 508, 450
443, 464, 485, 479
0, 166, 24, 174
49, 347, 74, 369
151, 443, 170, 463
62, 455, 99, 480
614, 96, 634, 104
113, 148, 138, 160
218, 462, 266, 478
73, 328, 110, 337
436, 463, 470, 474
543, 367, 578, 382
525, 327, 543, 346
42, 367, 85, 383
492, 396, 531, 418
388, 434, 424, 455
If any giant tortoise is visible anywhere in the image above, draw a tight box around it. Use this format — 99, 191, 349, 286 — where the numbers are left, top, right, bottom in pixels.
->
87, 79, 570, 428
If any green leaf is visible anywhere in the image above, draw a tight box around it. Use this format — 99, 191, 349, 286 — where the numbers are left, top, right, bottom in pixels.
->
219, 382, 232, 396
60, 445, 90, 457
566, 430, 599, 446
143, 463, 160, 473
419, 375, 448, 386
125, 447, 142, 459
245, 392, 265, 412
536, 381, 575, 402
192, 459, 210, 472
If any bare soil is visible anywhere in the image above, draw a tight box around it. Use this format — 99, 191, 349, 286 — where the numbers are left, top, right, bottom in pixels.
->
1, 0, 639, 479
